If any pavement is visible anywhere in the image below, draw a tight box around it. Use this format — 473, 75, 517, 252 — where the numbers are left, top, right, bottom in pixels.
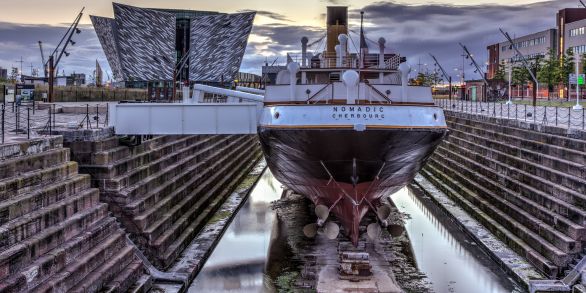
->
0, 101, 112, 145
437, 99, 586, 130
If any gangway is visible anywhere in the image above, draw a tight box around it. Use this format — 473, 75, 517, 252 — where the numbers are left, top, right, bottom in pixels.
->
108, 84, 264, 135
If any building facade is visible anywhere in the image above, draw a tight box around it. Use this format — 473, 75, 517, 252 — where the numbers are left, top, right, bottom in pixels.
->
0, 67, 7, 80
90, 3, 255, 90
486, 29, 556, 80
487, 8, 586, 81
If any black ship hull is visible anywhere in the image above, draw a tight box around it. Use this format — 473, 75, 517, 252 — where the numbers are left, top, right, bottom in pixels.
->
258, 126, 448, 244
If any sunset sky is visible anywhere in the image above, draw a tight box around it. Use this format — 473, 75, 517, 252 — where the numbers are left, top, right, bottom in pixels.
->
0, 0, 582, 81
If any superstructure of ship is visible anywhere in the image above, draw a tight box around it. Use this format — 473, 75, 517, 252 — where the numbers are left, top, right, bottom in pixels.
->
257, 6, 448, 245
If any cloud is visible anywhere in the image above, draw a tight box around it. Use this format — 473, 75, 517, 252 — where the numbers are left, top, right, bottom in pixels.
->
0, 22, 108, 78
1, 1, 579, 80
343, 0, 576, 80
238, 9, 291, 22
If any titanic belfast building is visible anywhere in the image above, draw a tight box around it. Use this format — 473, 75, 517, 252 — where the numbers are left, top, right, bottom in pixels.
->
90, 3, 255, 96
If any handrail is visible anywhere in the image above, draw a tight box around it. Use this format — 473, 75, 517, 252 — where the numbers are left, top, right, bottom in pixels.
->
306, 82, 332, 104
365, 82, 392, 103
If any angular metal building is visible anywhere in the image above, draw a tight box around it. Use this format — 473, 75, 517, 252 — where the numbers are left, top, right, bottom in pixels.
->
90, 3, 255, 91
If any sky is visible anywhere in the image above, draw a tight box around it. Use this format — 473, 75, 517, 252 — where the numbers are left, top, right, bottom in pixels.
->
0, 0, 582, 82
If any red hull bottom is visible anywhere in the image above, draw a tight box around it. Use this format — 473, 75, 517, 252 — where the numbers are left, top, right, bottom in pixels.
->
258, 127, 447, 245
290, 179, 401, 245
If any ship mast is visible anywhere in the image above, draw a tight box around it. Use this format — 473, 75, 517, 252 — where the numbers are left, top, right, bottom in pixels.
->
359, 11, 366, 69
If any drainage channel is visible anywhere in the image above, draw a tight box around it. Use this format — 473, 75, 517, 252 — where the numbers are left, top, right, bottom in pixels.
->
394, 187, 523, 293
189, 169, 523, 292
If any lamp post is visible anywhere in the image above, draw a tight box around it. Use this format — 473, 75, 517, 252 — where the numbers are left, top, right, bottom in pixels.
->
575, 58, 583, 110
507, 63, 513, 104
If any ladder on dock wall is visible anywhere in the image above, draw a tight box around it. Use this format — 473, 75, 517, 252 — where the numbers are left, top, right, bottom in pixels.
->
108, 84, 263, 135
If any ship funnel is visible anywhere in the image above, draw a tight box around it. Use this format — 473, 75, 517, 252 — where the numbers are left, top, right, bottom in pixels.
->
398, 62, 411, 103
342, 70, 359, 104
378, 37, 386, 68
338, 34, 348, 67
287, 62, 300, 101
301, 36, 308, 67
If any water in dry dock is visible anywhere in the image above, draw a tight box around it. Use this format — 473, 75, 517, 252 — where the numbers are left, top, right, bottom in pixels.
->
394, 187, 521, 293
189, 170, 520, 292
188, 170, 284, 292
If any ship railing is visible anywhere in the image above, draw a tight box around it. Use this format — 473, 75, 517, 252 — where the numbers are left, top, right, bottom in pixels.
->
364, 81, 392, 103
306, 82, 333, 104
286, 52, 400, 70
268, 83, 416, 104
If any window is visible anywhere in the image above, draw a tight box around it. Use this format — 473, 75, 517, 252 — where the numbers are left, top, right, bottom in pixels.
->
570, 27, 586, 37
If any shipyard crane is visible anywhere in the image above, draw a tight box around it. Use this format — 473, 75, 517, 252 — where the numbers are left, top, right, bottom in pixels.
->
459, 43, 489, 102
499, 28, 540, 106
45, 7, 84, 102
38, 41, 47, 78
429, 53, 453, 100
580, 0, 586, 8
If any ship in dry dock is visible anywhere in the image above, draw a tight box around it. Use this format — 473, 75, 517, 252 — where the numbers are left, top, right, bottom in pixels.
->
257, 6, 448, 245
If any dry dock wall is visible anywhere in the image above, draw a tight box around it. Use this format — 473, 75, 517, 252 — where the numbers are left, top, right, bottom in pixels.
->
0, 137, 144, 293
422, 110, 586, 279
63, 132, 262, 270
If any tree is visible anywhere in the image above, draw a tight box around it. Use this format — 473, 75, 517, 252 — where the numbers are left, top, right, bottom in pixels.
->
559, 48, 575, 100
493, 61, 506, 81
413, 72, 426, 86
512, 65, 530, 99
537, 48, 559, 100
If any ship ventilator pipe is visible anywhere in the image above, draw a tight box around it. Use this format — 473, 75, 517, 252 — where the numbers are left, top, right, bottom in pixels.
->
190, 84, 264, 104
399, 62, 411, 103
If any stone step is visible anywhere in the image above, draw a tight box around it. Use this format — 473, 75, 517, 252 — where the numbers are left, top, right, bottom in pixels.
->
99, 136, 196, 165
140, 136, 256, 242
99, 260, 146, 293
442, 136, 586, 226
125, 274, 152, 293
436, 144, 586, 241
0, 148, 70, 180
447, 121, 585, 179
68, 136, 120, 154
0, 136, 63, 161
125, 135, 246, 217
68, 244, 139, 293
426, 157, 573, 265
88, 145, 130, 166
80, 136, 198, 182
108, 135, 226, 194
421, 166, 559, 278
31, 229, 128, 293
445, 112, 586, 162
0, 161, 78, 201
159, 147, 261, 268
0, 174, 92, 225
0, 207, 113, 291
68, 136, 122, 165
0, 187, 100, 251
445, 128, 586, 206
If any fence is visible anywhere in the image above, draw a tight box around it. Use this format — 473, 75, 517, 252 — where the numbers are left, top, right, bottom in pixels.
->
435, 98, 586, 130
34, 86, 149, 102
1, 102, 110, 144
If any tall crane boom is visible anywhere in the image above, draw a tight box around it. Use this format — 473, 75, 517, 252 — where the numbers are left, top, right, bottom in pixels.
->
38, 41, 47, 78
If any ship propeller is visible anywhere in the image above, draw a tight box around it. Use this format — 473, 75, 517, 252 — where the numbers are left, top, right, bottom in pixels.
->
377, 205, 392, 227
367, 204, 393, 241
303, 204, 340, 239
315, 204, 329, 225
324, 221, 340, 240
303, 223, 318, 238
